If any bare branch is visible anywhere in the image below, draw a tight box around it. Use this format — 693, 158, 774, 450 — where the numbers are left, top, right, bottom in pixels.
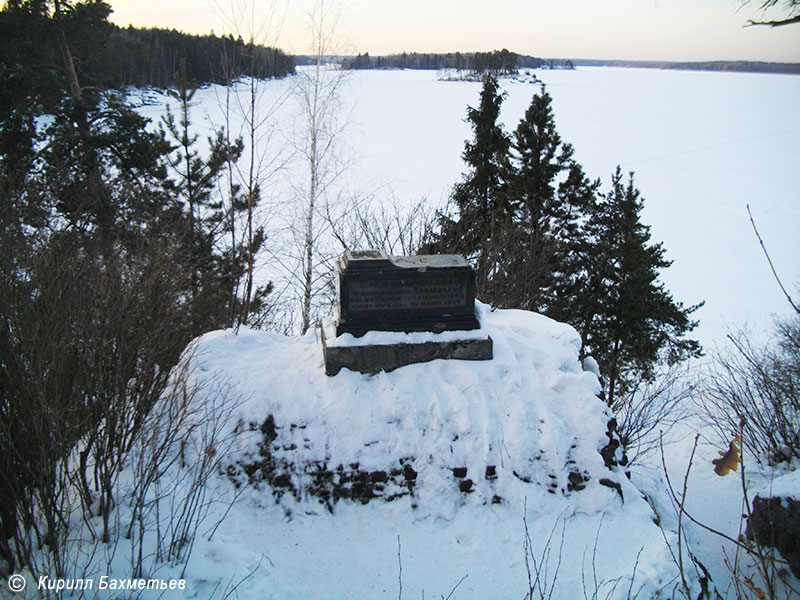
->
745, 14, 800, 25
747, 204, 799, 314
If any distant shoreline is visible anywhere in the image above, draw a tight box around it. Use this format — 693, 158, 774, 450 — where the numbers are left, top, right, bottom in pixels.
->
307, 53, 800, 76
569, 59, 800, 75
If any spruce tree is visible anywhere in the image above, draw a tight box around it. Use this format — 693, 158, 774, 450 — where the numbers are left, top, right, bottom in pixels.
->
163, 62, 249, 329
567, 167, 702, 408
428, 73, 510, 293
492, 87, 596, 311
453, 72, 509, 247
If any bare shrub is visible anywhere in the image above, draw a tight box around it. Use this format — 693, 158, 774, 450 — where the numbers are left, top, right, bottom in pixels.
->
0, 232, 200, 581
328, 191, 437, 257
124, 352, 244, 578
521, 500, 654, 600
699, 313, 800, 464
611, 361, 697, 466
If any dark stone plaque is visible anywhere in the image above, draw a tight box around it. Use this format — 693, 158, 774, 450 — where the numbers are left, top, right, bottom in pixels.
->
335, 251, 480, 337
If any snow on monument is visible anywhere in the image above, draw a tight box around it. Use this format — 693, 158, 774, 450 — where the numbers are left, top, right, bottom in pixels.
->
184, 273, 691, 598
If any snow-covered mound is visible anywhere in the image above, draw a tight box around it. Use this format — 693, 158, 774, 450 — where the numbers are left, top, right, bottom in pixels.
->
184, 303, 685, 598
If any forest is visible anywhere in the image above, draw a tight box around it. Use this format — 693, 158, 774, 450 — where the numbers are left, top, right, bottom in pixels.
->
341, 49, 575, 71
0, 5, 294, 90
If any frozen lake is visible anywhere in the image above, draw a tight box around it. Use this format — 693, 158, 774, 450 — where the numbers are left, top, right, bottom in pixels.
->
141, 66, 800, 350
345, 67, 800, 353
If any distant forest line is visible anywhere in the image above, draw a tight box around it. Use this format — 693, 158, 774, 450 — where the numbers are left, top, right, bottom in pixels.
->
298, 51, 799, 76
571, 58, 800, 75
46, 24, 798, 91
96, 26, 295, 88
335, 50, 574, 71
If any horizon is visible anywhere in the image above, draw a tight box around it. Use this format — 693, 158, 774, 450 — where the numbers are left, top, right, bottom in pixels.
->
108, 0, 800, 64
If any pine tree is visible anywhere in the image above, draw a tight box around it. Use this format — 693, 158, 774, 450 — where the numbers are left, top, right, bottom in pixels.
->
163, 61, 247, 328
567, 167, 702, 407
491, 86, 596, 311
428, 73, 510, 293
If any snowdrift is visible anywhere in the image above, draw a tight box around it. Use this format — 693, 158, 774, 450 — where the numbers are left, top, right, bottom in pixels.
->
184, 303, 684, 598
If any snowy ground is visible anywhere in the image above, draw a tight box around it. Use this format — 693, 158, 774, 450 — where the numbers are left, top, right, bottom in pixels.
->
116, 67, 800, 599
176, 303, 684, 599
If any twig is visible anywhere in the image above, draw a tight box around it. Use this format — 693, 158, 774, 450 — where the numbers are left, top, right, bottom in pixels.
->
523, 497, 534, 598
678, 434, 700, 598
747, 204, 799, 314
442, 575, 468, 600
221, 554, 266, 600
397, 534, 403, 600
626, 547, 644, 600
745, 14, 800, 26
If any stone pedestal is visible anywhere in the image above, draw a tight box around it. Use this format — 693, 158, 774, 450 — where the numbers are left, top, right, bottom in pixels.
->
321, 327, 493, 376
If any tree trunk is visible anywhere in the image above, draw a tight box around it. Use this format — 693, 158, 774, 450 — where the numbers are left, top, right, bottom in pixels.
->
54, 0, 81, 100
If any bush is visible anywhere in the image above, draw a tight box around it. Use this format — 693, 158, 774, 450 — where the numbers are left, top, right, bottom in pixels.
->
700, 311, 800, 464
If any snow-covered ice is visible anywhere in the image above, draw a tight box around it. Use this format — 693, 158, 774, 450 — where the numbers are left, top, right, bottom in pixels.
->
134, 66, 800, 352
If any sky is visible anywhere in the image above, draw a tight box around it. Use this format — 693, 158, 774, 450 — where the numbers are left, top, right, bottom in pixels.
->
108, 0, 799, 63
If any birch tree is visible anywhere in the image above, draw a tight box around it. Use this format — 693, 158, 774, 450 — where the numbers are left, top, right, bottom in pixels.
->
293, 0, 350, 334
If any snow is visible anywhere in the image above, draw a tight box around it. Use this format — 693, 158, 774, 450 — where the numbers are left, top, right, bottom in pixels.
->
323, 310, 489, 347
757, 466, 800, 500
111, 67, 800, 598
131, 66, 800, 351
168, 302, 687, 599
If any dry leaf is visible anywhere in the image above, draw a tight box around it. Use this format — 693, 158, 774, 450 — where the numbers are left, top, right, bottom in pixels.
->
744, 576, 766, 599
712, 434, 741, 477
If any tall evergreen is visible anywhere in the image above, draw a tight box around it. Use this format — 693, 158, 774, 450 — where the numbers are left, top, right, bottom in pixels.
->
453, 72, 509, 237
163, 62, 253, 328
491, 87, 596, 311
428, 73, 510, 291
433, 83, 702, 437
562, 167, 702, 407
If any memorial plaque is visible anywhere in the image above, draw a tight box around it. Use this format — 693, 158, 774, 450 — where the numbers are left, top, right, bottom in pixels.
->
335, 250, 480, 337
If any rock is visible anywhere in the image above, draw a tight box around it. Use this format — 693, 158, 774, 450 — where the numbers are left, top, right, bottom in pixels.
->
746, 495, 800, 578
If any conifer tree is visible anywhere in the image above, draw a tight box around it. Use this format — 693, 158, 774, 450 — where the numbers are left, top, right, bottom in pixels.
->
491, 87, 596, 311
163, 62, 249, 328
428, 73, 510, 292
433, 82, 702, 457
565, 167, 702, 408
452, 73, 510, 251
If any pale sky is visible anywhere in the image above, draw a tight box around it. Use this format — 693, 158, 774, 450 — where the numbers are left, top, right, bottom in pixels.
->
109, 0, 799, 63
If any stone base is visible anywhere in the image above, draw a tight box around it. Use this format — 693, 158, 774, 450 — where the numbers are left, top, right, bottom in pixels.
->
321, 328, 493, 376
335, 314, 480, 338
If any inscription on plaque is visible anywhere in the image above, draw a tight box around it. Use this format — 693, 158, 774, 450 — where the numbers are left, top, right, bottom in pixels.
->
335, 250, 480, 337
348, 276, 465, 311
